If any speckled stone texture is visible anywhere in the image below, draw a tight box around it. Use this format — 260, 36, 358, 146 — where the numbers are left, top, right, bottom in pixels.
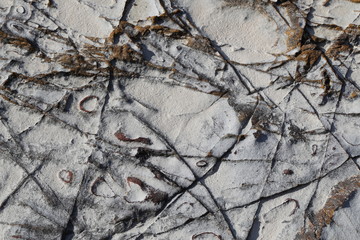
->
0, 0, 360, 239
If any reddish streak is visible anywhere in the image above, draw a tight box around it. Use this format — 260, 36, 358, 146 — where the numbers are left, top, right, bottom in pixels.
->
11, 236, 26, 239
127, 177, 146, 190
114, 131, 152, 145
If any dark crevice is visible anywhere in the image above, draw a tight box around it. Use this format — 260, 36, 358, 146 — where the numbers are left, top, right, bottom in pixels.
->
245, 201, 262, 240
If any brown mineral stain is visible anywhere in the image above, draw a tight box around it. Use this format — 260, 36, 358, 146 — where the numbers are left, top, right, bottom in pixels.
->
111, 44, 143, 62
295, 44, 322, 68
326, 25, 360, 59
349, 91, 358, 99
296, 175, 360, 240
0, 30, 34, 52
187, 35, 216, 54
326, 44, 351, 58
286, 28, 303, 50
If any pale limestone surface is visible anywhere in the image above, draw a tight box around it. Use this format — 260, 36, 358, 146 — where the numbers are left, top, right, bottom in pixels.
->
0, 0, 360, 239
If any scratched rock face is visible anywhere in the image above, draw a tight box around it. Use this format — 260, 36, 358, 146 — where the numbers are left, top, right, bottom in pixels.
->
0, 0, 360, 239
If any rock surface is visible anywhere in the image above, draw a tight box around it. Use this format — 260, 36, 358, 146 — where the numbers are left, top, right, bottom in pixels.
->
0, 0, 359, 239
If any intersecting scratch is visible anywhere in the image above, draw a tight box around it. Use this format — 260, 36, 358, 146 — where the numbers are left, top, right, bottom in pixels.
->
0, 0, 360, 239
